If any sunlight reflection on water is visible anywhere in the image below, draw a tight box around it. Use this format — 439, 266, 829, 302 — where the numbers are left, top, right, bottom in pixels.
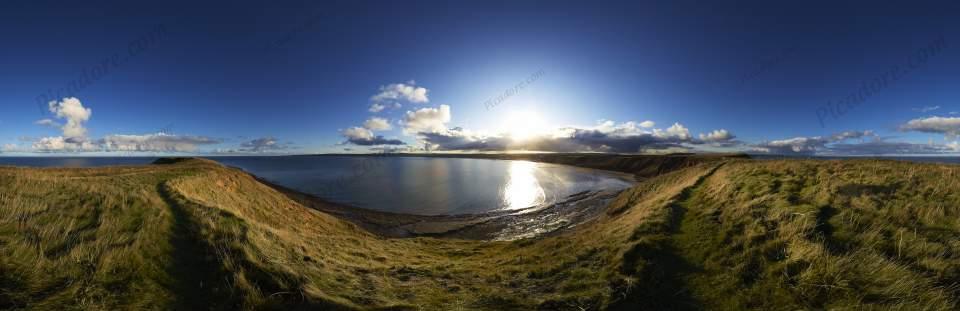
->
501, 161, 546, 210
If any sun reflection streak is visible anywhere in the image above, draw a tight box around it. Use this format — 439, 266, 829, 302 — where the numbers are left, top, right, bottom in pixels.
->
502, 161, 546, 210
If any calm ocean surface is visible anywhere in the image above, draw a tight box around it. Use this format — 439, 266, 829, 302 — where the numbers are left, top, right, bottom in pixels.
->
212, 156, 636, 215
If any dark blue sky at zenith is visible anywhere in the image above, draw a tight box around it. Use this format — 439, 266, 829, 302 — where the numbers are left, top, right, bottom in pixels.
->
0, 0, 958, 155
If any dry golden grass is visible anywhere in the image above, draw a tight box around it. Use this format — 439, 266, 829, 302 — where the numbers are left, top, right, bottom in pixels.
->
1, 157, 958, 310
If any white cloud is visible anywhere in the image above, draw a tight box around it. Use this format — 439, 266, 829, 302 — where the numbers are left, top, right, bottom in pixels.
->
900, 116, 960, 139
1, 144, 21, 152
343, 127, 373, 140
101, 133, 219, 152
753, 136, 828, 154
24, 98, 223, 153
697, 129, 737, 146
47, 97, 92, 139
948, 141, 960, 151
653, 123, 691, 140
363, 117, 392, 131
32, 136, 99, 152
370, 82, 429, 105
403, 104, 451, 134
368, 103, 386, 113
752, 130, 878, 155
34, 119, 60, 127
593, 120, 660, 137
29, 133, 220, 153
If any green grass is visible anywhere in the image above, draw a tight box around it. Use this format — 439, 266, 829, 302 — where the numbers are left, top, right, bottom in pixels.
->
0, 157, 958, 310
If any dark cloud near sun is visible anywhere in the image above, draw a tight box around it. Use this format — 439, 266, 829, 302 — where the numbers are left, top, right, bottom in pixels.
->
347, 136, 405, 146
416, 121, 737, 153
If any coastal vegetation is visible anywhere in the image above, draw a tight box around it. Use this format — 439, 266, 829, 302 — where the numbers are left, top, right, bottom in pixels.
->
0, 156, 957, 310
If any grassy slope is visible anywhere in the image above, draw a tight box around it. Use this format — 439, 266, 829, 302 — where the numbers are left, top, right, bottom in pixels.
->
0, 158, 958, 310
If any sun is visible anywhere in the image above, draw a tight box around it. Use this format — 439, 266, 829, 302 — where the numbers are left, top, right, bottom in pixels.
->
500, 110, 548, 141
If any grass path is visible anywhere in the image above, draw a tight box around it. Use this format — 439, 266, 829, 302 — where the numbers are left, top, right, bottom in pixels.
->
657, 163, 726, 309
157, 182, 237, 310
666, 164, 726, 309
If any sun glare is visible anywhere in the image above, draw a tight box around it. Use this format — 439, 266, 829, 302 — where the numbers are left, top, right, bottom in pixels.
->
501, 110, 547, 141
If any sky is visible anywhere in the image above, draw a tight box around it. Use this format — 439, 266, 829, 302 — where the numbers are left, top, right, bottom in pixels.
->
1, 0, 959, 156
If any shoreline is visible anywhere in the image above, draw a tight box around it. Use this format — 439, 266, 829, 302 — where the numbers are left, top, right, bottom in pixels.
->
230, 153, 746, 240
233, 153, 749, 240
248, 166, 630, 240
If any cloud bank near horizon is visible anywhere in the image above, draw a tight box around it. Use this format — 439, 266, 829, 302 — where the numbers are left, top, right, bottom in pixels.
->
6, 94, 960, 157
0, 97, 293, 153
329, 82, 960, 156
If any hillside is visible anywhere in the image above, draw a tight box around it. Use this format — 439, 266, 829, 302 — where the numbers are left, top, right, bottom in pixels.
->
0, 157, 958, 310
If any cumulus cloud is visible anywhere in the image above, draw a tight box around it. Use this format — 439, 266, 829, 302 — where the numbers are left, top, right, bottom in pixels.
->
752, 136, 830, 154
343, 126, 373, 140
370, 81, 429, 105
368, 103, 386, 113
47, 97, 92, 140
341, 126, 404, 146
403, 104, 451, 134
899, 116, 960, 139
22, 98, 235, 154
653, 123, 692, 140
753, 130, 888, 155
32, 136, 100, 152
363, 117, 392, 131
696, 129, 739, 146
639, 120, 655, 128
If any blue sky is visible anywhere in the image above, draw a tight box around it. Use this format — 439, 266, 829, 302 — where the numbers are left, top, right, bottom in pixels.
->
1, 0, 959, 155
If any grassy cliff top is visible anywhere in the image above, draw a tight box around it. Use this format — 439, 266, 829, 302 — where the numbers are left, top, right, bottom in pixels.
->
0, 157, 958, 310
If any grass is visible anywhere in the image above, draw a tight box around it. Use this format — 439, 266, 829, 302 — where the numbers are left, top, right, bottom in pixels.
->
0, 157, 957, 310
